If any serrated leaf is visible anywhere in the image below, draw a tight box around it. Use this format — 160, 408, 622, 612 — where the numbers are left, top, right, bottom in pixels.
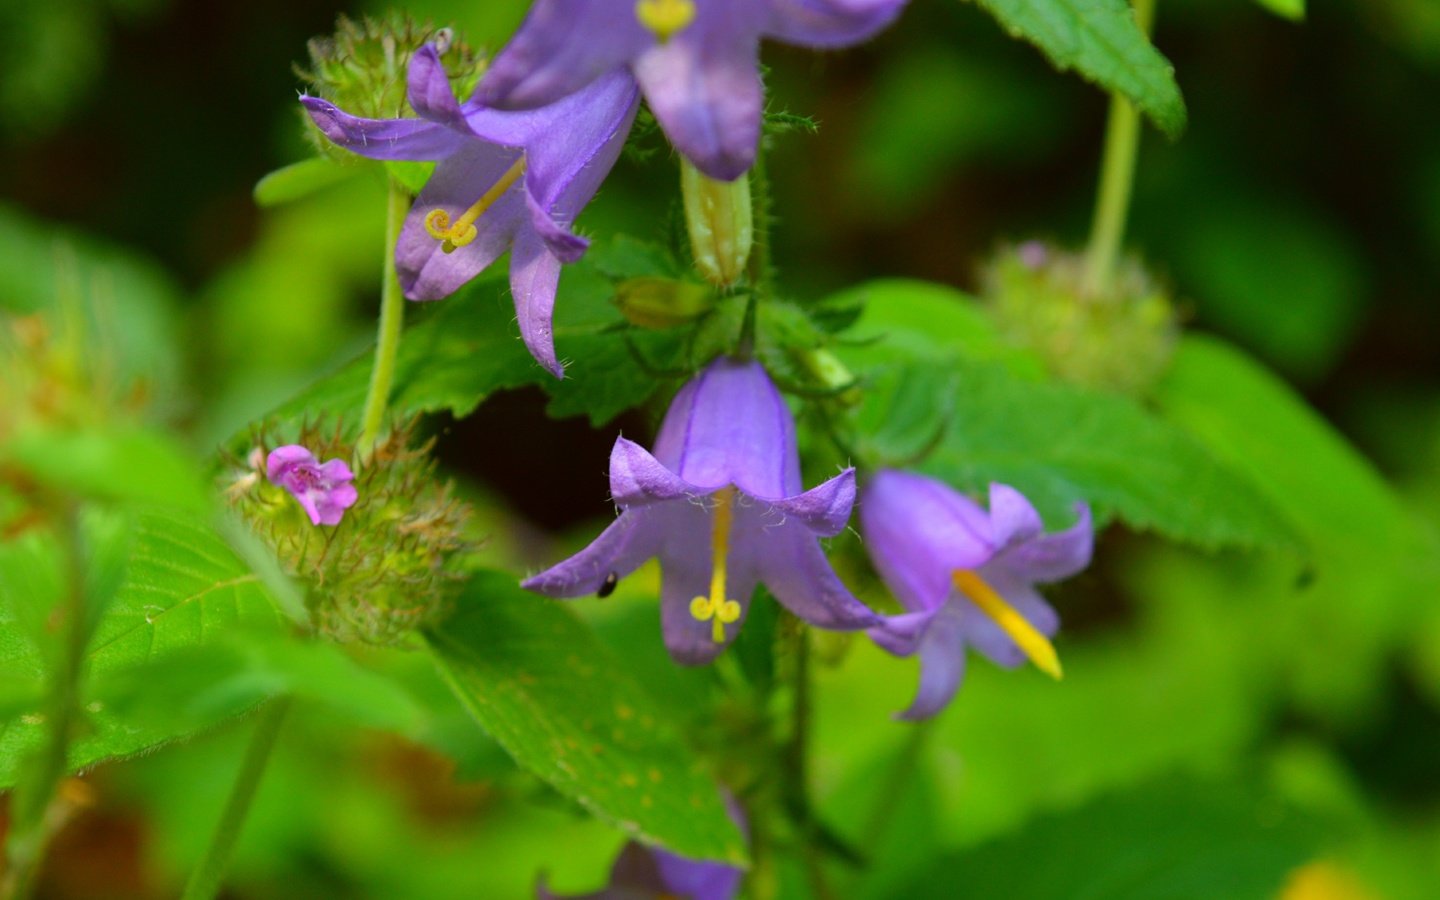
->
908, 357, 1295, 549
0, 508, 288, 786
253, 157, 364, 207
885, 779, 1318, 900
970, 0, 1187, 138
425, 572, 746, 864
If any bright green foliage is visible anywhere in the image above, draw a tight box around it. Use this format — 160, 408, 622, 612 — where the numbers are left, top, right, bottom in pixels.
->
968, 0, 1187, 138
833, 280, 1294, 549
252, 157, 363, 207
0, 509, 289, 787
426, 572, 747, 864
885, 780, 1318, 899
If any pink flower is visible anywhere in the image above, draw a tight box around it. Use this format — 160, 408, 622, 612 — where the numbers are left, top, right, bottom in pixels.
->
266, 445, 359, 526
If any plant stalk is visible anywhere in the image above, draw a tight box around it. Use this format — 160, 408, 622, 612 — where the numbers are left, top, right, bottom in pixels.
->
181, 696, 293, 900
357, 180, 410, 456
1082, 0, 1159, 297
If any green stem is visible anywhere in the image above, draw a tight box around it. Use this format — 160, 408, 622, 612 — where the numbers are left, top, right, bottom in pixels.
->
861, 720, 934, 849
737, 149, 773, 357
181, 696, 293, 900
783, 625, 836, 900
2, 511, 87, 900
356, 180, 410, 456
1082, 0, 1158, 297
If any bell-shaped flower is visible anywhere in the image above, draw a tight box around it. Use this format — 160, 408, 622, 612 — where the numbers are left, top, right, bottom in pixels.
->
266, 444, 358, 526
862, 470, 1092, 720
524, 357, 880, 664
301, 44, 640, 376
477, 0, 910, 180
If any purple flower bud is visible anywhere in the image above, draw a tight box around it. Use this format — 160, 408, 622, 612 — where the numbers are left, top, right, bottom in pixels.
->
266, 444, 358, 527
524, 357, 880, 665
862, 471, 1093, 719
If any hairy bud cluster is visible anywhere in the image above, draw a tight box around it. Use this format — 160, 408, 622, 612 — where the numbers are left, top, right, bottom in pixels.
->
297, 14, 483, 158
226, 420, 473, 646
982, 241, 1179, 395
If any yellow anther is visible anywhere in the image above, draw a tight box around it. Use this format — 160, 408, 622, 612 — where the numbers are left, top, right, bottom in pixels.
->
635, 0, 696, 43
423, 155, 527, 254
951, 569, 1063, 680
689, 488, 739, 643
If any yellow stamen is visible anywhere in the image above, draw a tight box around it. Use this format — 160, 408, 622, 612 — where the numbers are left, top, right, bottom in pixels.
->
424, 155, 527, 253
635, 0, 696, 43
951, 569, 1063, 680
689, 487, 741, 643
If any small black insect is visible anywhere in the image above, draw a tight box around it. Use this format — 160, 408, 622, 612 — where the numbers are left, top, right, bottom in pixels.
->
597, 572, 620, 598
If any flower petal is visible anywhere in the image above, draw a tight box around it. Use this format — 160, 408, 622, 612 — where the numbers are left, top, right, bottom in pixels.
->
898, 605, 967, 720
299, 96, 466, 161
633, 29, 763, 180
653, 848, 744, 900
479, 0, 652, 109
765, 468, 855, 537
998, 503, 1094, 583
866, 609, 934, 657
754, 524, 880, 630
609, 438, 696, 508
396, 144, 526, 301
651, 358, 803, 499
859, 470, 994, 613
405, 44, 468, 130
659, 551, 755, 667
522, 508, 663, 597
766, 0, 908, 48
508, 227, 565, 377
266, 444, 315, 481
989, 482, 1045, 549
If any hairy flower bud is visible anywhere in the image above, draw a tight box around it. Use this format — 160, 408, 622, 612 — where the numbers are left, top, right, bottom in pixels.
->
227, 420, 473, 646
297, 15, 483, 158
613, 277, 714, 329
681, 160, 753, 287
982, 241, 1179, 395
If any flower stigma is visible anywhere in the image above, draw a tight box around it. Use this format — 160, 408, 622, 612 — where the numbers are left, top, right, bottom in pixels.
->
951, 569, 1063, 679
423, 155, 528, 253
690, 487, 741, 643
635, 0, 696, 43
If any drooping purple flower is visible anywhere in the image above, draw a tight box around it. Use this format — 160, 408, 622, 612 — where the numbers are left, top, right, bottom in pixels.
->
477, 0, 910, 180
301, 44, 640, 377
862, 470, 1092, 720
524, 357, 880, 664
266, 445, 358, 527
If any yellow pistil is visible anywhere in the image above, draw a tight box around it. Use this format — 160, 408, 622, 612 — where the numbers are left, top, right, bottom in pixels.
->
635, 0, 696, 43
689, 487, 741, 643
951, 569, 1063, 680
423, 155, 528, 253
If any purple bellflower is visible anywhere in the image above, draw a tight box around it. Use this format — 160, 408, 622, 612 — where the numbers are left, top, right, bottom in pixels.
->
301, 44, 640, 377
266, 445, 359, 527
524, 356, 881, 664
477, 0, 909, 180
862, 470, 1092, 720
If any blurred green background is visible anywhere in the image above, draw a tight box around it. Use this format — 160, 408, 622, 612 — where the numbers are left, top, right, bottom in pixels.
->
2, 0, 1439, 897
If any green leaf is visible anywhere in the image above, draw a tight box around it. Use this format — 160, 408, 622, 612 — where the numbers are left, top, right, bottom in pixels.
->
884, 779, 1318, 900
969, 0, 1187, 138
2, 424, 209, 513
425, 572, 746, 864
253, 157, 365, 207
1254, 0, 1304, 21
0, 508, 289, 786
912, 357, 1295, 549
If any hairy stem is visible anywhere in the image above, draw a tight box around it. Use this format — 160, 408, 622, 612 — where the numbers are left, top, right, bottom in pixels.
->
357, 180, 410, 455
2, 512, 86, 900
1082, 0, 1159, 297
783, 624, 836, 900
181, 696, 293, 900
738, 149, 773, 357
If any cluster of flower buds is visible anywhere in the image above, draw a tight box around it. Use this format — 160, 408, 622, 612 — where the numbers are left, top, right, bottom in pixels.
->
983, 240, 1179, 394
226, 420, 472, 646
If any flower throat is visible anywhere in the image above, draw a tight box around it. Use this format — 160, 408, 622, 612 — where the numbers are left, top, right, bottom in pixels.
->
690, 487, 741, 643
424, 155, 527, 253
